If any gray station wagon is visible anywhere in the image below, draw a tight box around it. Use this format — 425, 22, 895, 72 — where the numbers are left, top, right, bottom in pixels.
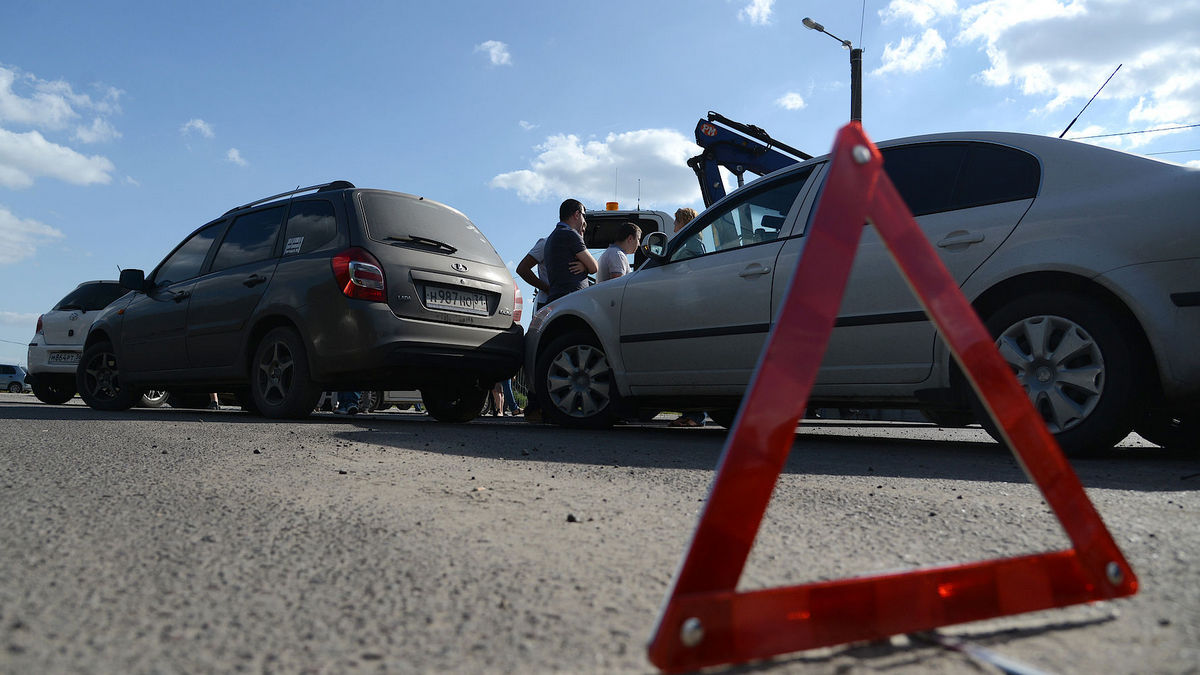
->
78, 181, 524, 421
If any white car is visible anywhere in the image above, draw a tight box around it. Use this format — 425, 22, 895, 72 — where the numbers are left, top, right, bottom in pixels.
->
525, 131, 1200, 455
27, 281, 130, 404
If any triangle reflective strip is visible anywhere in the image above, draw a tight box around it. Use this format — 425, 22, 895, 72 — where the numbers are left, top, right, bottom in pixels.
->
647, 123, 1138, 673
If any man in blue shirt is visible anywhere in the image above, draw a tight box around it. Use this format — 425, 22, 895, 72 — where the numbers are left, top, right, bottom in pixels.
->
544, 198, 597, 303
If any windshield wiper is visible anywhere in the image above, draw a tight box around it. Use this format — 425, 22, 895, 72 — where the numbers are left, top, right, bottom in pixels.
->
385, 235, 457, 254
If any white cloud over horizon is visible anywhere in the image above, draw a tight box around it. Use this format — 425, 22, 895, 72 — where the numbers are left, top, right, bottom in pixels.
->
876, 28, 948, 74
0, 205, 64, 265
475, 40, 513, 66
0, 127, 115, 189
490, 129, 701, 207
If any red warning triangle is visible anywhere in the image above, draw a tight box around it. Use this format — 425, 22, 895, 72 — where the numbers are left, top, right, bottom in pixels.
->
647, 123, 1138, 673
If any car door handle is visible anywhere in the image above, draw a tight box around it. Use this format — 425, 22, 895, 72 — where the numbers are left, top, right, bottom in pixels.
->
937, 231, 985, 248
243, 274, 268, 288
172, 290, 191, 303
739, 264, 771, 278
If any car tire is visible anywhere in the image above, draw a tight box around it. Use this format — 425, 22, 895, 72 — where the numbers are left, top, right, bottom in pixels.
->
250, 327, 321, 419
361, 390, 383, 412
76, 341, 140, 411
1134, 410, 1199, 451
535, 330, 616, 428
421, 381, 488, 423
7, 382, 22, 393
977, 291, 1142, 456
138, 390, 170, 408
32, 375, 75, 405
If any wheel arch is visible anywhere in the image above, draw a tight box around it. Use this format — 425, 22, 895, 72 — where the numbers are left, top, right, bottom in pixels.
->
533, 314, 629, 396
947, 271, 1160, 400
241, 314, 307, 380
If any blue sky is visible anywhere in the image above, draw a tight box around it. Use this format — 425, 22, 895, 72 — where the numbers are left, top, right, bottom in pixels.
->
2, 0, 1198, 366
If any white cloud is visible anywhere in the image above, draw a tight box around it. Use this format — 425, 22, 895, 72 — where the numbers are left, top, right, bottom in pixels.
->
519, 120, 537, 131
956, 0, 1200, 122
491, 128, 701, 207
74, 117, 121, 144
181, 118, 215, 138
0, 310, 41, 326
0, 205, 64, 265
475, 40, 513, 66
881, 0, 959, 26
0, 127, 115, 189
876, 28, 948, 74
0, 64, 122, 130
776, 92, 807, 110
739, 0, 774, 25
226, 148, 247, 166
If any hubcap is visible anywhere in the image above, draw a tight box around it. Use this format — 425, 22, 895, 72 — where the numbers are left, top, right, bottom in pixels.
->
546, 344, 611, 418
996, 314, 1104, 434
256, 341, 295, 406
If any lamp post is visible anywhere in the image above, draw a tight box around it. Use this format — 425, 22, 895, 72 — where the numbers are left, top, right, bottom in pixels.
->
802, 17, 862, 123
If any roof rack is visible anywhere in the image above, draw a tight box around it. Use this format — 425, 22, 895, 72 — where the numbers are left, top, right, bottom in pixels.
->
223, 180, 356, 215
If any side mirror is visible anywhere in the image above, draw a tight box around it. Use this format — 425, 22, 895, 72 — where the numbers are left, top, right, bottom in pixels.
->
642, 231, 668, 262
119, 268, 147, 292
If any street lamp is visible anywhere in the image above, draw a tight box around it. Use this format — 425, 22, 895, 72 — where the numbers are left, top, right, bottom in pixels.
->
803, 17, 862, 123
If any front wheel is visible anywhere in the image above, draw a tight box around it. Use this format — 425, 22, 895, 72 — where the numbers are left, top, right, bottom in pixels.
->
250, 327, 320, 419
979, 292, 1142, 456
76, 341, 140, 411
421, 381, 488, 423
7, 382, 21, 393
535, 330, 616, 428
32, 375, 75, 405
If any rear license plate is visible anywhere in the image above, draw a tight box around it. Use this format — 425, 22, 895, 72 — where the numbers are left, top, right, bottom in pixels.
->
49, 351, 80, 364
424, 286, 489, 316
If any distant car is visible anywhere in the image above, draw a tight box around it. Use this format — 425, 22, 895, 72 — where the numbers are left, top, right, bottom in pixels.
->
77, 181, 523, 421
526, 131, 1200, 454
26, 281, 128, 403
1, 363, 30, 393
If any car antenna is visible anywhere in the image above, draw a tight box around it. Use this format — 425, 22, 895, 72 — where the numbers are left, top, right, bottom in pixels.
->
637, 178, 641, 211
1059, 64, 1122, 139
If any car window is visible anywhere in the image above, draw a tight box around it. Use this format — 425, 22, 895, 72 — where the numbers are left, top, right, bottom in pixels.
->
881, 142, 1040, 217
53, 283, 127, 311
211, 206, 286, 272
670, 168, 812, 262
282, 200, 338, 256
359, 191, 501, 265
153, 222, 224, 285
0, 366, 13, 375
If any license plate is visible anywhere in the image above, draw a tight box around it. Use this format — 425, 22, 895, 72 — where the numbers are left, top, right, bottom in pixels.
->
424, 286, 489, 316
49, 351, 80, 364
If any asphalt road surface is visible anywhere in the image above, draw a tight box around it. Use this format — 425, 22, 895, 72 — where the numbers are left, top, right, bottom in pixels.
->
1, 393, 1196, 674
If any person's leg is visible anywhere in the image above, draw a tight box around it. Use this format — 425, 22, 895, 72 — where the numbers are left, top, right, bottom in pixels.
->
208, 393, 220, 410
335, 391, 360, 414
491, 382, 503, 416
502, 379, 519, 414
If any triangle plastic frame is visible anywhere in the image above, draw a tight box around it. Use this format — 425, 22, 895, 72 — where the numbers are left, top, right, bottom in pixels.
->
647, 123, 1138, 673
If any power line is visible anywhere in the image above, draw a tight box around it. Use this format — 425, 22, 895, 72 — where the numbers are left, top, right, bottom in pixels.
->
1146, 148, 1200, 156
859, 0, 867, 47
0, 338, 29, 346
1070, 123, 1200, 140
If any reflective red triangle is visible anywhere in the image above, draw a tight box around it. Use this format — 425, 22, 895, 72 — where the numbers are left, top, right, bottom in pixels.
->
647, 123, 1137, 673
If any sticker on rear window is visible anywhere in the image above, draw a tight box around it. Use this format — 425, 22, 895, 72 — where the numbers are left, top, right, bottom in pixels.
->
284, 236, 304, 255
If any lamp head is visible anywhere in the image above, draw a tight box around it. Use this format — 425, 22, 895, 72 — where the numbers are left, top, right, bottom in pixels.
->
802, 17, 823, 31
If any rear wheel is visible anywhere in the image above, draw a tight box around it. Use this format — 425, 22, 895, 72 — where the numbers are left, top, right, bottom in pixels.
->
32, 375, 75, 405
536, 330, 616, 428
7, 382, 21, 393
76, 341, 140, 411
422, 381, 488, 423
250, 327, 320, 419
979, 292, 1141, 456
139, 390, 170, 408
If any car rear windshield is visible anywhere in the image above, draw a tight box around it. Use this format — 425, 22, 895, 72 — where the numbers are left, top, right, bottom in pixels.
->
359, 191, 501, 266
53, 282, 128, 311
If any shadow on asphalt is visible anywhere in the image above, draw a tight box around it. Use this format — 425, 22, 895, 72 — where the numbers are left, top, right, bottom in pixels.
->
6, 399, 1197, 492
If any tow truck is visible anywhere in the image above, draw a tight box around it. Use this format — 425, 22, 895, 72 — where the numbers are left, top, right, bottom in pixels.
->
687, 111, 810, 207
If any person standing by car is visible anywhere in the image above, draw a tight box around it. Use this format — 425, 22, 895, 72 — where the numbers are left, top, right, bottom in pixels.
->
544, 199, 597, 303
597, 221, 641, 282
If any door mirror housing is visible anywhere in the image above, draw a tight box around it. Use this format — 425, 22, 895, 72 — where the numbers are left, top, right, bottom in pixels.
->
642, 231, 668, 262
119, 268, 147, 292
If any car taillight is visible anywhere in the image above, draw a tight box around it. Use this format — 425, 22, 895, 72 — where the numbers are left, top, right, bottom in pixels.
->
35, 315, 43, 335
513, 285, 523, 323
331, 247, 387, 302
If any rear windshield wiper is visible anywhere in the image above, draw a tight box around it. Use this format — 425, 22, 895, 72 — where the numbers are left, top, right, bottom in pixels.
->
385, 235, 457, 254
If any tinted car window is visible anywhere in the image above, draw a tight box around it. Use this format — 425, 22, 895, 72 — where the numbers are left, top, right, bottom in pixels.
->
153, 222, 223, 285
359, 191, 500, 265
53, 282, 127, 311
211, 206, 285, 272
671, 168, 812, 262
881, 144, 966, 217
283, 200, 338, 256
954, 144, 1040, 208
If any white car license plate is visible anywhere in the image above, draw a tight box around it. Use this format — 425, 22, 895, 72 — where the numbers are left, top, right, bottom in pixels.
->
49, 351, 80, 364
424, 286, 489, 316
